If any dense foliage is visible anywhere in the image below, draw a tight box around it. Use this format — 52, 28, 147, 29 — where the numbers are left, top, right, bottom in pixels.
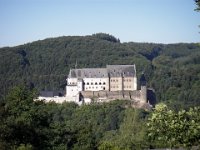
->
0, 34, 200, 109
147, 103, 200, 148
0, 86, 199, 149
195, 0, 200, 11
0, 85, 147, 149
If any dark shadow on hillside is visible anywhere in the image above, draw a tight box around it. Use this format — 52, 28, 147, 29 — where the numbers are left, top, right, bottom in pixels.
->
147, 88, 156, 106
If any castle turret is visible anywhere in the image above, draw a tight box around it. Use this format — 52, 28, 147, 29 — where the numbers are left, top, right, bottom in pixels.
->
140, 73, 147, 103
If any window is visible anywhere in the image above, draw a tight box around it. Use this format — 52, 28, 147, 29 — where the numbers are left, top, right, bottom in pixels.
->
103, 82, 106, 85
129, 79, 131, 82
99, 82, 102, 85
91, 82, 93, 85
87, 82, 89, 85
116, 79, 118, 82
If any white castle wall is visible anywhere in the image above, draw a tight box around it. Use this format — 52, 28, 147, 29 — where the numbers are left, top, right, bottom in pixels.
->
83, 77, 109, 91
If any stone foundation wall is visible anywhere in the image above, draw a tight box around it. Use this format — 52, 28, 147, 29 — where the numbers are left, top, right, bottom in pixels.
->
81, 90, 141, 101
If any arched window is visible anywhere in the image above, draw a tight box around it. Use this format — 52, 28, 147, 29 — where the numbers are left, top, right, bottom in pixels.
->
99, 82, 102, 85
87, 82, 89, 85
103, 82, 106, 85
95, 82, 97, 85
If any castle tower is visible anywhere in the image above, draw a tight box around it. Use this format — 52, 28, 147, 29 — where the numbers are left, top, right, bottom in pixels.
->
133, 64, 137, 90
140, 73, 147, 103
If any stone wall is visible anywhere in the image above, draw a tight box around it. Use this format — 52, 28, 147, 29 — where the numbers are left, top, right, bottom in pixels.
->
81, 90, 141, 101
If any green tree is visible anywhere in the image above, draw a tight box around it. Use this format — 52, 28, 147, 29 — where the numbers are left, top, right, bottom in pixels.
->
147, 103, 200, 148
195, 0, 200, 11
0, 85, 51, 149
99, 108, 149, 150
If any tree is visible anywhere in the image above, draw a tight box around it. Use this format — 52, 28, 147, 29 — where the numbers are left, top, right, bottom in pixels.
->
0, 85, 51, 149
147, 103, 200, 148
195, 0, 200, 11
98, 108, 149, 150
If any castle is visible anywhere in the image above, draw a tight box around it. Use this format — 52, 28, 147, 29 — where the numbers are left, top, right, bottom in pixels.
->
38, 65, 149, 105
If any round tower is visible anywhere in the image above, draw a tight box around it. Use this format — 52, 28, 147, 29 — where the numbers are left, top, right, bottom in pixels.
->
140, 73, 147, 103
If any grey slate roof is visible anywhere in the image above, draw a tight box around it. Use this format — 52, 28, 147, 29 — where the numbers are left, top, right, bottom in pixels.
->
68, 65, 136, 78
69, 68, 108, 78
107, 65, 136, 77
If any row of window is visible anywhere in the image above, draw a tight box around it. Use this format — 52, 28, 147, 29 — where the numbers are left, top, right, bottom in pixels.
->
110, 79, 132, 82
111, 85, 119, 88
69, 79, 133, 85
68, 82, 106, 85
69, 82, 75, 85
124, 79, 132, 82
124, 86, 132, 88
85, 82, 106, 85
85, 86, 105, 90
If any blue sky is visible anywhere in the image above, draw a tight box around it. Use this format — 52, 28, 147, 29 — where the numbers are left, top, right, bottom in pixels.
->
0, 0, 199, 47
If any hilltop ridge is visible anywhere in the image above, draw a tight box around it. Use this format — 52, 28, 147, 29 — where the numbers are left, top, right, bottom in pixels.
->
0, 33, 200, 109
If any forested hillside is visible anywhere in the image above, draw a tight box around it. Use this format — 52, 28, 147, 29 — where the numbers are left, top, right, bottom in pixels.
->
0, 86, 199, 149
0, 33, 200, 108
